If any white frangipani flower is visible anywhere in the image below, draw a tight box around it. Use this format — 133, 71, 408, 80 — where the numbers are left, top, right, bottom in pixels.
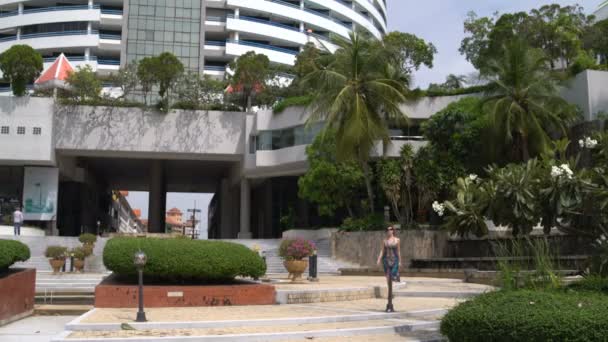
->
580, 136, 598, 149
432, 201, 445, 217
551, 164, 574, 180
468, 174, 478, 182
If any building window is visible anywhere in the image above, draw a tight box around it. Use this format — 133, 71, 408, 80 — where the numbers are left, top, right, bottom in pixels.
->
17, 126, 25, 135
33, 127, 41, 135
0, 126, 8, 134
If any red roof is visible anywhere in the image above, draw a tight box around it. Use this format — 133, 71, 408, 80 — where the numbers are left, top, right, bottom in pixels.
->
226, 82, 264, 94
35, 54, 74, 85
133, 209, 141, 218
167, 208, 182, 215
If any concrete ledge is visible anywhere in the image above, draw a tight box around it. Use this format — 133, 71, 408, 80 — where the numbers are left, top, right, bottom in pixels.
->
275, 282, 407, 304
65, 307, 446, 332
53, 321, 443, 342
394, 290, 488, 299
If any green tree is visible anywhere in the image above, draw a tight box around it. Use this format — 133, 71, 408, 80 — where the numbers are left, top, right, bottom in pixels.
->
298, 129, 364, 217
584, 19, 608, 66
109, 62, 139, 100
228, 51, 271, 112
302, 32, 409, 213
136, 57, 156, 105
383, 31, 437, 75
65, 65, 102, 101
422, 97, 487, 170
0, 45, 43, 96
377, 145, 416, 226
428, 74, 467, 91
175, 72, 225, 110
152, 52, 184, 109
482, 40, 577, 162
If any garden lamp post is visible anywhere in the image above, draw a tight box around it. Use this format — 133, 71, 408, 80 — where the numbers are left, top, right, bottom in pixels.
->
133, 251, 147, 322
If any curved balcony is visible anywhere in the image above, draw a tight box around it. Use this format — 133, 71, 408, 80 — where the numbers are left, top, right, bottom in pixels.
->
0, 5, 100, 31
307, 0, 382, 38
0, 30, 99, 53
227, 0, 352, 39
351, 0, 387, 32
226, 39, 298, 66
226, 15, 338, 53
203, 65, 226, 77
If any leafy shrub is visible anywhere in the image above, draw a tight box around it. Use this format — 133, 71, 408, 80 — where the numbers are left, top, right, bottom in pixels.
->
103, 237, 266, 281
79, 233, 97, 245
0, 240, 30, 270
272, 95, 313, 114
279, 239, 316, 261
340, 214, 386, 232
568, 276, 608, 294
71, 247, 87, 260
44, 246, 67, 260
440, 290, 608, 342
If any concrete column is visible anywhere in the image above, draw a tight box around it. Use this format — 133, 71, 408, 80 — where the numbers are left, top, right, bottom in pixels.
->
88, 0, 94, 8
148, 161, 166, 233
219, 179, 231, 238
87, 22, 92, 34
16, 28, 20, 40
300, 22, 304, 33
18, 3, 23, 14
234, 31, 239, 42
239, 179, 252, 239
300, 0, 304, 9
234, 8, 239, 19
84, 48, 91, 61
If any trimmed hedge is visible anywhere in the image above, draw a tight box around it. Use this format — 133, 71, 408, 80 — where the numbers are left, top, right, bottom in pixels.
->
0, 240, 30, 270
440, 290, 608, 341
103, 237, 266, 281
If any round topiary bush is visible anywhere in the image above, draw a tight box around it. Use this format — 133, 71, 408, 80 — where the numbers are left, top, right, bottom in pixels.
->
78, 233, 97, 245
440, 290, 608, 341
103, 237, 266, 281
0, 240, 31, 271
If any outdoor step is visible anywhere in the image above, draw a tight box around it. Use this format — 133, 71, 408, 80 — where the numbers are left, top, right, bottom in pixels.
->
35, 304, 93, 316
36, 294, 95, 305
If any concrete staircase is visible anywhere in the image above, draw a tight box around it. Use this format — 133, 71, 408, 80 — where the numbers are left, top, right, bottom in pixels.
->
35, 273, 109, 305
225, 238, 356, 275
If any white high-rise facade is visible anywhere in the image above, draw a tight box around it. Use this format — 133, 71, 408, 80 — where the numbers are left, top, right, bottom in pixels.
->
0, 0, 387, 79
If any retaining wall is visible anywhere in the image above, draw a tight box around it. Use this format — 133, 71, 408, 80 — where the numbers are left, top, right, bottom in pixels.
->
332, 230, 449, 268
0, 268, 35, 326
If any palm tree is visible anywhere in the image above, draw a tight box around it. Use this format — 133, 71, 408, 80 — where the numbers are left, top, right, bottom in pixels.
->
482, 39, 577, 162
303, 32, 409, 213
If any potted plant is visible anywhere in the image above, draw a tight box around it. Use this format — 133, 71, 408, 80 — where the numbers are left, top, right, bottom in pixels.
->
71, 247, 87, 272
79, 233, 97, 246
45, 246, 67, 274
279, 238, 316, 282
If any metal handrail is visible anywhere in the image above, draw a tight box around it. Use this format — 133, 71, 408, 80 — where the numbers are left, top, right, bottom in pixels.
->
227, 14, 300, 32
227, 39, 299, 55
21, 30, 98, 40
23, 4, 100, 14
99, 34, 121, 40
98, 59, 120, 65
205, 16, 226, 22
100, 8, 123, 15
205, 40, 226, 46
204, 65, 226, 71
266, 0, 352, 29
43, 56, 98, 62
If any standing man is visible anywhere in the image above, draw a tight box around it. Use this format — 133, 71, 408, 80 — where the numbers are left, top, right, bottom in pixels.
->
13, 206, 23, 236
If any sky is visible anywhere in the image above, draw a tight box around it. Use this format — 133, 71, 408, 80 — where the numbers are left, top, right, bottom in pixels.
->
387, 0, 602, 88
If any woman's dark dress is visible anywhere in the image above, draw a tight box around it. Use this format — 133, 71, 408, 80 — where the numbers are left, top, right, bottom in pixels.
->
382, 239, 400, 282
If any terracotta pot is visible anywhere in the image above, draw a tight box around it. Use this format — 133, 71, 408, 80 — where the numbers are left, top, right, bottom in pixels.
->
284, 259, 308, 282
49, 259, 65, 274
74, 259, 85, 272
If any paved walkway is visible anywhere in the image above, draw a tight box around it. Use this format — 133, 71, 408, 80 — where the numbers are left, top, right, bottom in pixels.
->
0, 315, 77, 342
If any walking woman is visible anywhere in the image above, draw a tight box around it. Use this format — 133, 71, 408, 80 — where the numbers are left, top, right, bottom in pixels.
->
377, 226, 401, 312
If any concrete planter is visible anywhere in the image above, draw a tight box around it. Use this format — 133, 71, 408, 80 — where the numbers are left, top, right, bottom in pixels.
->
49, 259, 65, 274
0, 268, 35, 326
74, 259, 85, 272
284, 259, 308, 281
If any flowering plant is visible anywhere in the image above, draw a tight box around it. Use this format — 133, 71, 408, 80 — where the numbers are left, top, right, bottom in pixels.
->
579, 136, 598, 149
279, 238, 316, 261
